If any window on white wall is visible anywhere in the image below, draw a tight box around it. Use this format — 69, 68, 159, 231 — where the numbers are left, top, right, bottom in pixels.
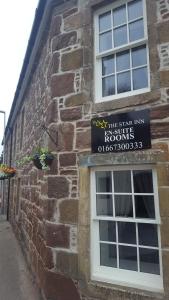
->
90, 166, 163, 291
94, 0, 150, 102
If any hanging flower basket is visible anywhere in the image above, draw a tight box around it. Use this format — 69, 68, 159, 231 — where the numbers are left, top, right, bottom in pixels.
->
0, 164, 16, 180
32, 153, 54, 170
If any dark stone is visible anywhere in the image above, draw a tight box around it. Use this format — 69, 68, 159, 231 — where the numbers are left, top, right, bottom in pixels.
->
52, 32, 77, 51
45, 223, 70, 248
48, 176, 69, 199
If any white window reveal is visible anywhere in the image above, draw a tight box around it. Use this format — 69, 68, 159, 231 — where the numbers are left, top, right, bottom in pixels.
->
90, 166, 163, 292
94, 0, 150, 102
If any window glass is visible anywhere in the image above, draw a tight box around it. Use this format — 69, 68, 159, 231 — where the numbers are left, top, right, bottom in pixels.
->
102, 55, 115, 76
99, 31, 112, 52
128, 0, 143, 21
96, 171, 112, 193
100, 244, 117, 267
99, 221, 116, 242
132, 45, 147, 67
133, 170, 153, 193
139, 248, 160, 274
138, 224, 158, 247
115, 195, 133, 217
113, 4, 126, 27
114, 171, 132, 193
119, 246, 137, 271
118, 222, 136, 244
114, 25, 127, 47
102, 76, 115, 96
135, 195, 155, 219
116, 50, 130, 72
129, 19, 144, 42
96, 194, 113, 216
117, 71, 131, 93
133, 67, 148, 90
99, 11, 111, 32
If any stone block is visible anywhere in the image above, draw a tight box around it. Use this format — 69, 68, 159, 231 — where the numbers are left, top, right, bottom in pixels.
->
51, 73, 75, 98
60, 107, 82, 121
48, 176, 69, 199
64, 12, 82, 31
58, 123, 74, 151
49, 16, 62, 39
44, 271, 80, 300
161, 217, 169, 247
56, 252, 78, 279
60, 199, 78, 224
46, 100, 58, 125
160, 70, 169, 87
157, 20, 169, 43
45, 223, 70, 248
65, 93, 88, 107
52, 31, 77, 51
76, 129, 91, 150
42, 199, 57, 221
61, 49, 83, 71
151, 122, 169, 139
162, 250, 169, 293
151, 104, 169, 120
63, 7, 78, 19
157, 165, 169, 186
159, 187, 169, 217
49, 52, 60, 77
59, 153, 76, 167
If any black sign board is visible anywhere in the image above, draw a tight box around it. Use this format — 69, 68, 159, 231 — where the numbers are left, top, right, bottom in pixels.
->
91, 109, 151, 154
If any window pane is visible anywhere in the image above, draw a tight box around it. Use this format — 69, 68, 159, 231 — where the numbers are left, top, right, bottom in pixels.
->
99, 31, 112, 52
114, 171, 131, 193
96, 194, 113, 216
132, 45, 147, 67
128, 0, 143, 21
113, 4, 126, 27
139, 248, 160, 275
99, 221, 116, 242
117, 71, 131, 93
129, 19, 144, 42
102, 55, 115, 76
102, 76, 115, 96
133, 67, 148, 90
118, 222, 136, 245
119, 246, 137, 271
99, 11, 111, 32
138, 224, 158, 247
114, 25, 127, 47
135, 195, 155, 219
115, 195, 133, 217
116, 50, 130, 72
100, 244, 117, 267
96, 171, 112, 193
133, 170, 153, 193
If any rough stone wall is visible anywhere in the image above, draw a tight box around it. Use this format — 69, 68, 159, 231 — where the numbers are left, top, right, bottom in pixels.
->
4, 0, 169, 300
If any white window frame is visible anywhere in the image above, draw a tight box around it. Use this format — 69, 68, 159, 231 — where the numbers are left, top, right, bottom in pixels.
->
90, 165, 163, 292
94, 0, 150, 103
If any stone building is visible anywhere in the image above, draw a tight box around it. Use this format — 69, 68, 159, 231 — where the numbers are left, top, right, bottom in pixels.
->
3, 0, 169, 299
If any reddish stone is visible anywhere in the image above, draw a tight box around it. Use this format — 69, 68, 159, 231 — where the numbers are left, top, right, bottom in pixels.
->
45, 223, 70, 248
76, 120, 90, 128
48, 52, 60, 78
157, 20, 169, 43
47, 177, 69, 199
160, 71, 169, 87
49, 16, 62, 38
59, 153, 76, 167
65, 93, 88, 107
61, 49, 83, 71
60, 107, 82, 121
60, 170, 77, 176
60, 200, 78, 224
151, 105, 169, 120
40, 242, 54, 269
151, 122, 169, 139
51, 73, 75, 98
76, 129, 91, 149
63, 7, 78, 18
42, 199, 57, 221
56, 252, 78, 279
58, 123, 74, 151
46, 100, 58, 125
52, 32, 77, 51
44, 271, 80, 300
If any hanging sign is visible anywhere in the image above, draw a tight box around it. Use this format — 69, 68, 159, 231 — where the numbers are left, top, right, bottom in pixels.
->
91, 109, 151, 153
